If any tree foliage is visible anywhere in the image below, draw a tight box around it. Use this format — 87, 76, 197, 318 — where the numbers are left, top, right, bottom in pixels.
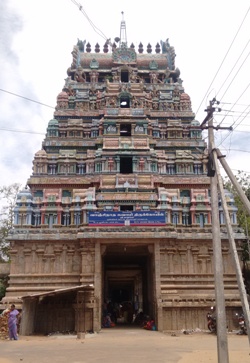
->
224, 171, 250, 261
0, 183, 21, 261
0, 276, 8, 300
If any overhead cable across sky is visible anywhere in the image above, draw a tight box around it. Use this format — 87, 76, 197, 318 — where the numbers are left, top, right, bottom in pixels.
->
0, 88, 54, 109
196, 6, 250, 116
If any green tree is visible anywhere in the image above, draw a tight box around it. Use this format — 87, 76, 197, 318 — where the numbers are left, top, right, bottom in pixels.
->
224, 171, 250, 262
0, 183, 21, 261
0, 275, 8, 300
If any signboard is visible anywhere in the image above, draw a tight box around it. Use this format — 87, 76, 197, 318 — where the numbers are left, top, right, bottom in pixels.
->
88, 211, 165, 226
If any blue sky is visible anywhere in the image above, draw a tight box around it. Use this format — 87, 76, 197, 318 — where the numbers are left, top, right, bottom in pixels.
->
1, 0, 250, 187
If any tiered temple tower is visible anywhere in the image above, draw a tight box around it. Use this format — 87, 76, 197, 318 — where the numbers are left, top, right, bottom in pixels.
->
2, 31, 244, 334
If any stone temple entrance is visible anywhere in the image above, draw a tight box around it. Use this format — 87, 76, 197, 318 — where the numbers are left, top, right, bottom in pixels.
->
102, 243, 155, 326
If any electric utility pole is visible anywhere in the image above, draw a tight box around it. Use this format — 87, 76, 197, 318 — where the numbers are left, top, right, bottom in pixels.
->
202, 98, 250, 359
215, 148, 250, 345
201, 99, 229, 363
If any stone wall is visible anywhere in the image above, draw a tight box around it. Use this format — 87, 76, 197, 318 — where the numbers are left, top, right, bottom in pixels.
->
161, 307, 241, 331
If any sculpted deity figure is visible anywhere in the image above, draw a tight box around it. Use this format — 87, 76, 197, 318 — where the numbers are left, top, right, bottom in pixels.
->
150, 72, 159, 84
74, 68, 86, 83
112, 72, 120, 82
132, 97, 141, 108
67, 87, 75, 96
90, 71, 99, 83
107, 97, 116, 107
130, 70, 137, 83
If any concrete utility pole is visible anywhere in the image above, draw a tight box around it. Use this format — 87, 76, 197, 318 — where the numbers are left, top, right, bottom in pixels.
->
216, 148, 250, 216
215, 148, 250, 345
202, 99, 229, 363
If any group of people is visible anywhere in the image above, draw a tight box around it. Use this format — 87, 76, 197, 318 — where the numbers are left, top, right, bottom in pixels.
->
102, 300, 156, 331
1, 304, 20, 340
102, 300, 136, 328
102, 300, 118, 327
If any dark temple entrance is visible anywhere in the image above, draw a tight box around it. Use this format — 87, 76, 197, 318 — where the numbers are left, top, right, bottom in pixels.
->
102, 244, 154, 327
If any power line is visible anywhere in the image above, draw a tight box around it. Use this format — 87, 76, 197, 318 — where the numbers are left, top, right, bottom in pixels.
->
0, 88, 54, 109
218, 45, 250, 103
227, 148, 250, 153
217, 116, 250, 149
231, 168, 250, 174
0, 127, 45, 135
215, 110, 250, 115
216, 39, 250, 101
224, 129, 250, 133
220, 102, 250, 107
218, 83, 250, 127
196, 6, 250, 116
70, 0, 109, 42
219, 122, 250, 127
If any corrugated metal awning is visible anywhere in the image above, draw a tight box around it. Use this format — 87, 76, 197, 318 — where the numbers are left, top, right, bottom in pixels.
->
20, 284, 94, 300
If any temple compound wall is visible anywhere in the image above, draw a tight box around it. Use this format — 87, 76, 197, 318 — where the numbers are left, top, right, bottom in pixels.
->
4, 226, 244, 333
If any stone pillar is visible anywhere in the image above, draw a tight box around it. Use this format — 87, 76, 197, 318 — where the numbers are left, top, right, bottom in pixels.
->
67, 250, 74, 273
27, 212, 32, 225
154, 242, 163, 331
132, 157, 137, 172
187, 246, 193, 273
24, 249, 31, 274
57, 211, 61, 225
31, 245, 37, 274
80, 243, 95, 284
179, 249, 187, 273
168, 250, 174, 273
94, 242, 102, 332
62, 245, 67, 273
192, 247, 199, 273
37, 250, 44, 274
115, 157, 120, 172
9, 248, 17, 274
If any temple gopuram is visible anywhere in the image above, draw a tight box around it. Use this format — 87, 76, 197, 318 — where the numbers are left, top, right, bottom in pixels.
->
1, 19, 245, 334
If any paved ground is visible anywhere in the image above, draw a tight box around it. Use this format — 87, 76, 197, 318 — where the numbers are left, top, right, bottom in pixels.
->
0, 327, 249, 363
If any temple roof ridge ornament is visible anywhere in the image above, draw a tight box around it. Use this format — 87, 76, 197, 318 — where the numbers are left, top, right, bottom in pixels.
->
119, 11, 127, 46
90, 58, 99, 69
149, 60, 158, 70
113, 43, 137, 63
161, 38, 176, 70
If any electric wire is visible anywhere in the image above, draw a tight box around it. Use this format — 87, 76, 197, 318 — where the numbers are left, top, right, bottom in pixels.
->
208, 10, 250, 139
0, 127, 45, 135
218, 122, 250, 127
217, 44, 250, 104
217, 101, 250, 147
224, 129, 250, 133
214, 82, 250, 134
196, 5, 250, 116
228, 149, 250, 153
216, 39, 250, 99
216, 110, 250, 115
2, 3, 249, 172
70, 0, 109, 42
231, 169, 250, 173
219, 102, 250, 107
0, 88, 54, 109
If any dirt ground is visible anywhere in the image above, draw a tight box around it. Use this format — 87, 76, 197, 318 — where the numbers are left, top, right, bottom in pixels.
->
0, 327, 249, 363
